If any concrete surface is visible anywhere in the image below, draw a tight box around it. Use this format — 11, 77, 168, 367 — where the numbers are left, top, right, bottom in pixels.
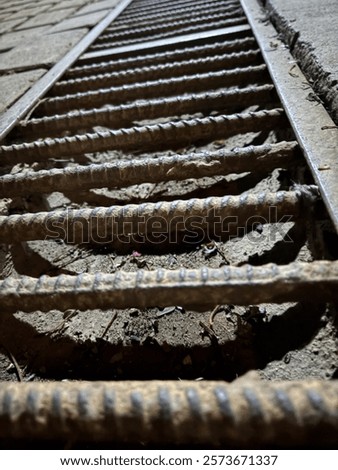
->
0, 68, 46, 113
49, 9, 111, 33
0, 17, 28, 35
74, 0, 122, 16
0, 0, 123, 113
0, 29, 88, 73
15, 7, 77, 30
265, 0, 338, 123
0, 26, 50, 51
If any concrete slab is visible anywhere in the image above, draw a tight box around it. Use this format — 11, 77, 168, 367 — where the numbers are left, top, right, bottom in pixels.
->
0, 26, 49, 51
0, 1, 40, 13
265, 0, 338, 122
73, 0, 121, 16
49, 9, 109, 32
15, 7, 77, 30
0, 68, 46, 113
0, 17, 28, 34
49, 0, 94, 10
7, 5, 50, 20
0, 28, 88, 73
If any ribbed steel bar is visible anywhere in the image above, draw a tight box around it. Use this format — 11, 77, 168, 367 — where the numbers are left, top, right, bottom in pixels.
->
20, 85, 276, 138
98, 9, 244, 42
0, 260, 336, 312
0, 109, 286, 163
89, 17, 248, 50
79, 25, 252, 64
126, 0, 233, 9
40, 65, 267, 116
111, 1, 239, 29
52, 50, 262, 95
0, 142, 298, 197
124, 0, 239, 16
123, 0, 240, 18
0, 379, 337, 445
0, 191, 303, 244
66, 38, 257, 79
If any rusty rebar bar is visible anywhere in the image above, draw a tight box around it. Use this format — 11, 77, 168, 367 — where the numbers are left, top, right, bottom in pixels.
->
66, 38, 257, 79
0, 261, 336, 312
0, 142, 299, 197
89, 17, 248, 50
1, 109, 286, 163
41, 65, 267, 115
123, 0, 239, 18
0, 190, 303, 244
0, 379, 337, 446
53, 50, 261, 95
20, 85, 276, 138
98, 9, 244, 42
122, 2, 239, 24
111, 1, 240, 30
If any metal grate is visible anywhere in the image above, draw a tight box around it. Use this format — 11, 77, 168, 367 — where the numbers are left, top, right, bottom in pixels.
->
0, 0, 337, 447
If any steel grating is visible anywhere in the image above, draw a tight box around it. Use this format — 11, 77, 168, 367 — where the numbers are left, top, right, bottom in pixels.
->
0, 0, 337, 448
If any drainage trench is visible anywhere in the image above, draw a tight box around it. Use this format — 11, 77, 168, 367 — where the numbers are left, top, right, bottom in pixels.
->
0, 0, 337, 447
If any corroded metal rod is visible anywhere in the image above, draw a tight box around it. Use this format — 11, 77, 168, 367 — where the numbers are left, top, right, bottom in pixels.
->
0, 191, 303, 244
19, 85, 275, 137
66, 38, 257, 78
0, 142, 298, 197
0, 379, 337, 445
98, 9, 244, 41
124, 0, 239, 17
0, 109, 286, 163
111, 1, 240, 30
89, 17, 248, 50
40, 65, 267, 115
0, 261, 334, 312
52, 50, 261, 95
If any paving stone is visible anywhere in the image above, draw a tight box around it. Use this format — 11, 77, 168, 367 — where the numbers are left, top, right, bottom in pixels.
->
0, 17, 28, 34
49, 0, 93, 10
0, 26, 50, 51
49, 9, 109, 32
0, 28, 88, 73
15, 7, 77, 30
0, 68, 46, 113
7, 4, 50, 20
0, 13, 11, 20
0, 1, 38, 12
74, 0, 121, 16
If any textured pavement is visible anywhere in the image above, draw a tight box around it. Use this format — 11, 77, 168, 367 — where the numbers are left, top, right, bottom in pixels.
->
0, 0, 121, 113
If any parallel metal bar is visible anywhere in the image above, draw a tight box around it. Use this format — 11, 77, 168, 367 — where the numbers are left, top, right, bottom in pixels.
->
124, 0, 240, 18
0, 379, 337, 446
241, 0, 338, 233
0, 109, 287, 163
19, 85, 276, 138
79, 25, 252, 63
0, 191, 303, 245
89, 17, 248, 49
53, 50, 262, 95
111, 1, 239, 29
67, 38, 257, 79
41, 65, 267, 115
124, 0, 239, 15
0, 260, 336, 312
98, 9, 244, 41
0, 0, 134, 143
0, 142, 298, 197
